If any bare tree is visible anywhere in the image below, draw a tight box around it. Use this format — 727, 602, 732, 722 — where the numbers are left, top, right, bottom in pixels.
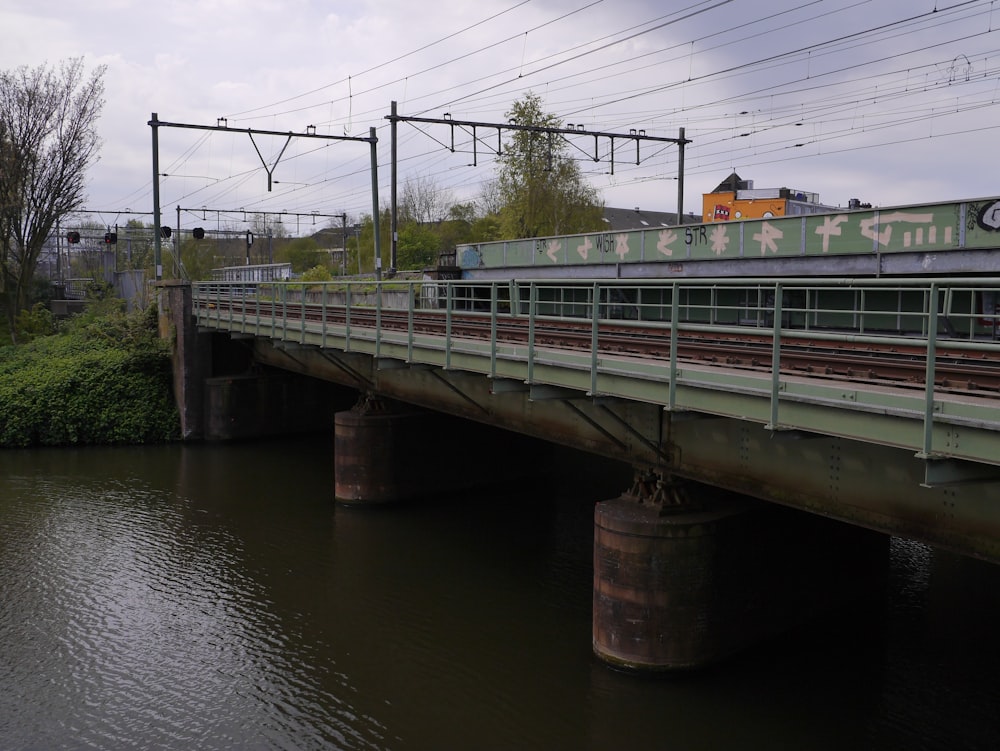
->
476, 177, 504, 218
399, 175, 454, 224
0, 58, 105, 341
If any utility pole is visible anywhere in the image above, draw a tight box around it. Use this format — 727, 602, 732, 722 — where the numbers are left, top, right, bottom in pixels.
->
385, 101, 692, 226
148, 115, 381, 281
390, 100, 398, 275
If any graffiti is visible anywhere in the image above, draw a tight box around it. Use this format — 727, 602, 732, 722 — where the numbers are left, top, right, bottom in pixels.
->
592, 233, 617, 254
458, 197, 1000, 271
753, 221, 783, 255
684, 226, 708, 246
657, 229, 679, 257
545, 239, 561, 263
615, 234, 631, 260
713, 204, 730, 221
815, 215, 849, 253
710, 225, 729, 255
459, 246, 485, 268
859, 212, 952, 248
977, 200, 1000, 231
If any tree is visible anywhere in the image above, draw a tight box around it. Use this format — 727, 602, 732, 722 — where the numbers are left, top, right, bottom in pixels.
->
276, 237, 325, 273
399, 175, 454, 224
496, 92, 604, 239
396, 223, 439, 270
0, 58, 106, 341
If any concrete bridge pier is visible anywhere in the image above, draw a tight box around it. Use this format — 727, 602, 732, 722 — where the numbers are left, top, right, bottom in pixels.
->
593, 468, 888, 671
334, 395, 547, 505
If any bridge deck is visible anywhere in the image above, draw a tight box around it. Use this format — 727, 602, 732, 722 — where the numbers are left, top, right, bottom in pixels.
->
193, 276, 1000, 480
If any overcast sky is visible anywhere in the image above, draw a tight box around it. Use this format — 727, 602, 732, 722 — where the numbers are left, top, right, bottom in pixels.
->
3, 0, 998, 234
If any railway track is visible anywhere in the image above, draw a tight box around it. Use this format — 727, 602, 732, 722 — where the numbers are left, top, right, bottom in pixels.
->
202, 299, 1000, 396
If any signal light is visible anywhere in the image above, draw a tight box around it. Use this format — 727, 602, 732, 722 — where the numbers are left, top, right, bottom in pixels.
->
192, 227, 205, 240
104, 232, 117, 244
160, 226, 172, 238
66, 231, 80, 244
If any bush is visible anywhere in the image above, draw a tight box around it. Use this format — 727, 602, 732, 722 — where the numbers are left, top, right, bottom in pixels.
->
0, 305, 180, 446
14, 303, 57, 343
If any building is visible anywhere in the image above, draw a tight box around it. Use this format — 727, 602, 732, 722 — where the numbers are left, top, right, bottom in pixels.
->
602, 206, 699, 231
702, 172, 833, 223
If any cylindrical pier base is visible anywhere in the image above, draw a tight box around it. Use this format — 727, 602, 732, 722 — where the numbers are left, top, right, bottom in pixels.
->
594, 490, 886, 671
334, 397, 548, 504
334, 407, 427, 504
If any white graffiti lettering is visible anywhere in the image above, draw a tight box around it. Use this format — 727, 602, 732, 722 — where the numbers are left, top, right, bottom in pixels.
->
815, 215, 848, 253
657, 229, 678, 257
546, 239, 561, 263
615, 234, 630, 260
753, 221, 783, 255
859, 211, 943, 248
710, 225, 729, 256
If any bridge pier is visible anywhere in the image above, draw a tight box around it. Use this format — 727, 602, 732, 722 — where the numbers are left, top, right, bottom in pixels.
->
334, 395, 547, 504
593, 469, 888, 671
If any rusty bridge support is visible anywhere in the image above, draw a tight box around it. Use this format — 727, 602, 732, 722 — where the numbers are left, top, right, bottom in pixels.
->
593, 468, 889, 670
334, 394, 547, 504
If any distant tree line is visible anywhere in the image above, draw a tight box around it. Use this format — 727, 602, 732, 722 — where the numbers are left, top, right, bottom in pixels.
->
1, 57, 604, 338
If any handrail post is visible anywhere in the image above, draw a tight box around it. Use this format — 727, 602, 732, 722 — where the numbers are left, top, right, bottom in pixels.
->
490, 282, 499, 379
590, 281, 600, 396
445, 282, 453, 369
527, 283, 537, 384
345, 284, 352, 352
321, 282, 328, 348
254, 282, 261, 337
921, 283, 940, 457
407, 281, 415, 363
375, 280, 383, 359
668, 282, 680, 411
300, 283, 306, 343
767, 283, 784, 430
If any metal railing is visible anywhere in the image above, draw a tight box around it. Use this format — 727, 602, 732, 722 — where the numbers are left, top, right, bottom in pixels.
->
192, 277, 1000, 467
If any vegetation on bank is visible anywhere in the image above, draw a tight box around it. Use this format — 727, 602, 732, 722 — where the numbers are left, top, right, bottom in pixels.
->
0, 300, 179, 447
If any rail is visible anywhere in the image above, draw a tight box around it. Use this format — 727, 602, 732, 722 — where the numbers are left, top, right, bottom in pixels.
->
192, 276, 1000, 469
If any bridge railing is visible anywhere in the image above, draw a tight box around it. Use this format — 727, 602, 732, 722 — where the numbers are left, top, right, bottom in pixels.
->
192, 276, 1000, 469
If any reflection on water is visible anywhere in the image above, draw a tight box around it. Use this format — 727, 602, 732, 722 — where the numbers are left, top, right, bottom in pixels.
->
1, 440, 998, 750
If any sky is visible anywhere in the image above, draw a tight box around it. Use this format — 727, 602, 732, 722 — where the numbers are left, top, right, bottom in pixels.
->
2, 0, 999, 236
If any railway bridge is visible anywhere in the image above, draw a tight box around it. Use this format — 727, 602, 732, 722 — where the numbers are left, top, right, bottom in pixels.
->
157, 196, 1000, 671
159, 270, 1000, 672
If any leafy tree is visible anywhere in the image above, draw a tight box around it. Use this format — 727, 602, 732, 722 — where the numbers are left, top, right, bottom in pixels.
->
177, 236, 216, 281
496, 92, 604, 239
397, 222, 439, 270
276, 237, 325, 273
0, 58, 106, 342
351, 212, 384, 275
120, 219, 155, 271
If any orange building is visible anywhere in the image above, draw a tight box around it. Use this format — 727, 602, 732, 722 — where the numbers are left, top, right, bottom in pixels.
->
702, 172, 831, 223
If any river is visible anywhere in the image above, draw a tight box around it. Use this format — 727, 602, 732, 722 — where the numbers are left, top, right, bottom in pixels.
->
1, 437, 998, 750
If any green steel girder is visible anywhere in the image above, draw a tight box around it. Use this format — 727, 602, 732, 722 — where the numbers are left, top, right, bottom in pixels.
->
197, 300, 1000, 564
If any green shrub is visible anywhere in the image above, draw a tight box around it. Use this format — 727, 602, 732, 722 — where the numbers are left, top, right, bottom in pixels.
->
0, 305, 180, 447
14, 303, 57, 343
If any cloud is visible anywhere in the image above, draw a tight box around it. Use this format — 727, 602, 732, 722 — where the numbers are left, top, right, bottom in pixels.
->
3, 0, 999, 231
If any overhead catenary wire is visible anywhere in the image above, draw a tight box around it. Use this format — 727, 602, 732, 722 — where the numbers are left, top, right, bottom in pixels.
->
124, 1, 1000, 225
